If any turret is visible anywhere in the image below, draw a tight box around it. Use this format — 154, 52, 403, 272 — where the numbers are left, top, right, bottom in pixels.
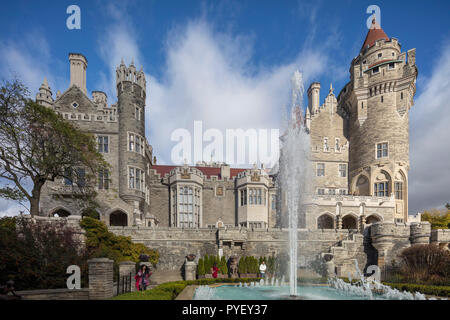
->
36, 78, 53, 107
307, 82, 320, 114
116, 59, 147, 225
342, 17, 418, 222
69, 53, 88, 95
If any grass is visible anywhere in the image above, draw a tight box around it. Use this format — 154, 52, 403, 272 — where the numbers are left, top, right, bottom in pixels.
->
111, 277, 261, 300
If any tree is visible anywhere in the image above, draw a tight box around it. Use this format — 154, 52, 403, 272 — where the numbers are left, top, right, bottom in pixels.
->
421, 209, 450, 229
197, 258, 205, 276
0, 80, 108, 215
220, 256, 228, 275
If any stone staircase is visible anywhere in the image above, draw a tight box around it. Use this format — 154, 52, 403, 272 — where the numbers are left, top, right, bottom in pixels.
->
326, 232, 366, 278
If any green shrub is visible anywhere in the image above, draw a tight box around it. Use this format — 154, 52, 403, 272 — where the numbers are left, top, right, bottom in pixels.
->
383, 283, 450, 297
112, 277, 262, 300
239, 256, 247, 274
80, 217, 159, 275
197, 258, 205, 275
220, 256, 228, 275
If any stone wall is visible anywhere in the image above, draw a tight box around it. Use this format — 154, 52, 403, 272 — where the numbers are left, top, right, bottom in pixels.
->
16, 288, 90, 300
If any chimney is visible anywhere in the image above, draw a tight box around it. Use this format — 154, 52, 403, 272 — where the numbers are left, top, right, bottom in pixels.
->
307, 82, 320, 114
69, 53, 88, 94
220, 164, 230, 180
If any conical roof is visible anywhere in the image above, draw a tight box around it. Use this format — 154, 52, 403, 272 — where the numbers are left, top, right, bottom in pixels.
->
361, 17, 389, 51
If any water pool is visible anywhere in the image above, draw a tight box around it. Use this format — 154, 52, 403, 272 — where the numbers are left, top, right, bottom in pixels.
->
193, 284, 386, 300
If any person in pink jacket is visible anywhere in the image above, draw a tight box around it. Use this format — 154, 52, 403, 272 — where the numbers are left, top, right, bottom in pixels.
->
135, 265, 151, 291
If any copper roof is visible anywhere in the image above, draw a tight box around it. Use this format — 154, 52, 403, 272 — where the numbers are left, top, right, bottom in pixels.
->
361, 17, 389, 51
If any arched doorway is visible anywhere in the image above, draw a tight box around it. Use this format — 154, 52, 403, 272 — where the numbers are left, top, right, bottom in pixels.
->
365, 215, 381, 225
354, 175, 370, 196
51, 208, 71, 217
317, 214, 334, 229
342, 215, 357, 229
109, 211, 128, 226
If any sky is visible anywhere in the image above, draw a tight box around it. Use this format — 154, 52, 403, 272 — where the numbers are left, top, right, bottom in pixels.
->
0, 0, 449, 215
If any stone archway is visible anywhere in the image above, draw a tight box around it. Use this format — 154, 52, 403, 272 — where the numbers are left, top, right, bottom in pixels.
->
366, 215, 381, 225
109, 210, 128, 226
317, 214, 334, 229
342, 215, 357, 229
51, 208, 71, 217
354, 175, 370, 196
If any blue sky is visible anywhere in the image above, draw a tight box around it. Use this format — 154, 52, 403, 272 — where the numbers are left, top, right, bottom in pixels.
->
0, 0, 449, 214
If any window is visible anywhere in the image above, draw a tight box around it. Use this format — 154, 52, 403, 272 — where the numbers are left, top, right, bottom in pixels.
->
128, 167, 144, 191
136, 136, 141, 154
323, 138, 329, 151
335, 138, 340, 152
378, 53, 382, 58
372, 66, 379, 74
339, 164, 347, 177
317, 163, 325, 176
401, 92, 403, 100
271, 195, 276, 210
381, 96, 384, 103
240, 189, 247, 206
98, 136, 109, 153
388, 63, 395, 69
339, 189, 346, 195
362, 60, 366, 64
64, 167, 72, 185
178, 186, 194, 228
72, 102, 79, 108
135, 106, 141, 120
328, 189, 336, 195
395, 182, 403, 199
318, 189, 325, 195
129, 167, 135, 189
98, 169, 109, 190
376, 143, 388, 159
374, 182, 389, 197
129, 133, 134, 151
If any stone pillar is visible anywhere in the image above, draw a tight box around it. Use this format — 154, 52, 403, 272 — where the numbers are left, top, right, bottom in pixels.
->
410, 222, 431, 245
184, 259, 197, 281
336, 215, 342, 229
88, 258, 114, 300
370, 222, 395, 270
119, 261, 136, 292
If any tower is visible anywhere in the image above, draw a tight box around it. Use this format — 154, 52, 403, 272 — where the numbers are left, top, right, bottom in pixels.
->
339, 17, 418, 222
36, 78, 53, 107
69, 53, 88, 94
116, 59, 147, 225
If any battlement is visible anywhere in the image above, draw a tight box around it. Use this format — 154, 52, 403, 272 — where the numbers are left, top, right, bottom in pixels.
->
116, 59, 146, 93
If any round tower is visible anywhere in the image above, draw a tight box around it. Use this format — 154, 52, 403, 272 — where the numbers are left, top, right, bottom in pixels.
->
116, 59, 147, 224
339, 17, 418, 222
36, 78, 53, 107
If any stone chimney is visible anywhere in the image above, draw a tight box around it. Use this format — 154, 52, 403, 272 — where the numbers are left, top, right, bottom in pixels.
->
221, 164, 230, 179
69, 53, 88, 94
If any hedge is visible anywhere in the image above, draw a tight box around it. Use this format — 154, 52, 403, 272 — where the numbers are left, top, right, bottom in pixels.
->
112, 277, 261, 300
383, 283, 450, 297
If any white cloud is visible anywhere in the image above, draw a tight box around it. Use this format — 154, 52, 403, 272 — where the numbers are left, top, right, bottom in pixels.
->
409, 42, 450, 213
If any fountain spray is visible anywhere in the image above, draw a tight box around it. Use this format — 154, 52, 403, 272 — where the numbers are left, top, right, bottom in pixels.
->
278, 70, 311, 297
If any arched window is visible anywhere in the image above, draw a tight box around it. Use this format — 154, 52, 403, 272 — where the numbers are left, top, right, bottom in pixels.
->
317, 214, 334, 229
354, 175, 370, 196
52, 209, 71, 217
109, 211, 128, 226
342, 215, 357, 229
366, 215, 381, 225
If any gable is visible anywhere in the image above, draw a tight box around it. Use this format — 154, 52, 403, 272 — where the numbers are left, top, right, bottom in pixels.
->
53, 85, 96, 114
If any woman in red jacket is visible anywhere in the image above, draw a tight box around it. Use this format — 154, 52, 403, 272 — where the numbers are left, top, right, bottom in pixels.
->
211, 262, 219, 278
135, 265, 151, 291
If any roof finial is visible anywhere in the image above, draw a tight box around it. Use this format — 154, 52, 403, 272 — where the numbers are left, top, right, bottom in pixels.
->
120, 57, 125, 66
130, 57, 135, 66
329, 83, 333, 93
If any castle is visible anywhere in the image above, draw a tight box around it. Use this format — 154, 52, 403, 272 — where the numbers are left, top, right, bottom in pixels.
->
38, 18, 417, 231
35, 19, 445, 274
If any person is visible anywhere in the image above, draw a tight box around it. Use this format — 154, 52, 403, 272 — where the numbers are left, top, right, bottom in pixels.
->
135, 265, 151, 291
211, 262, 219, 279
0, 280, 21, 300
259, 261, 267, 279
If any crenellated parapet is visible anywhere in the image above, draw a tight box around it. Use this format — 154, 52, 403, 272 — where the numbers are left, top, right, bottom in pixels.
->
409, 221, 431, 245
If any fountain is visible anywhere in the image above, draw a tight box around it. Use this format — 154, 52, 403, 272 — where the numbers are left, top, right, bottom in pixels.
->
278, 70, 311, 297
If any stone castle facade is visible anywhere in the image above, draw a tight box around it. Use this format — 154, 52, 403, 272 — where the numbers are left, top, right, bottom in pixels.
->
38, 18, 417, 234
33, 19, 448, 275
